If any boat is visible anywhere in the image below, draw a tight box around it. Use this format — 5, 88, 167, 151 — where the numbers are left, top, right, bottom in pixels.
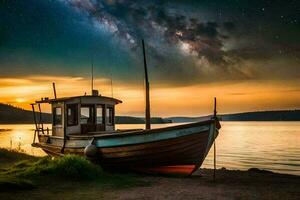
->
31, 40, 221, 175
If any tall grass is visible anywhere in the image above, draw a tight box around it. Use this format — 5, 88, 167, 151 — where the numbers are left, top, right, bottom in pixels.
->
0, 149, 146, 190
16, 155, 103, 180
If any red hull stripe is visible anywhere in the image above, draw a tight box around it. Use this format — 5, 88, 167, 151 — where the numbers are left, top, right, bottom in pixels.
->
134, 165, 195, 175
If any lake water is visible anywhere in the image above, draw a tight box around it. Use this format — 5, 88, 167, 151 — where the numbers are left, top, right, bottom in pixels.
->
0, 122, 299, 175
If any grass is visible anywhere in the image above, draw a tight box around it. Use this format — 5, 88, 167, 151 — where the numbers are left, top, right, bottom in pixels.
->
0, 148, 147, 191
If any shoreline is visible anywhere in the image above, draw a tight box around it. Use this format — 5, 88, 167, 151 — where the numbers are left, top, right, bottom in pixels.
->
1, 168, 299, 200
0, 149, 299, 200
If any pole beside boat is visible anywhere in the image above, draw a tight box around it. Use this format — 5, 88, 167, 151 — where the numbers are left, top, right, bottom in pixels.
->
213, 97, 217, 181
142, 39, 151, 130
31, 104, 38, 143
38, 103, 44, 134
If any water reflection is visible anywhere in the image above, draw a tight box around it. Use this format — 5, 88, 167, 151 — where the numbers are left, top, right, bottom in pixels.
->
0, 124, 48, 156
202, 122, 300, 175
0, 122, 299, 175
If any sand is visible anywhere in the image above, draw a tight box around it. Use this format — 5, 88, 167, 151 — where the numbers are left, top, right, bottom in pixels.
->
105, 168, 300, 200
1, 168, 299, 200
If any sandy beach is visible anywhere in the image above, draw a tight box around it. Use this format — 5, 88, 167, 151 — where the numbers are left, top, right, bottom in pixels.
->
108, 169, 300, 200
1, 167, 299, 200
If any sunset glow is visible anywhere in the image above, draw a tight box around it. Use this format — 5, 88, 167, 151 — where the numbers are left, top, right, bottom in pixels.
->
1, 75, 299, 117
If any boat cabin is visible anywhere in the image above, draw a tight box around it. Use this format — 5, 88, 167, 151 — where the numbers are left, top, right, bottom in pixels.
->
33, 93, 122, 137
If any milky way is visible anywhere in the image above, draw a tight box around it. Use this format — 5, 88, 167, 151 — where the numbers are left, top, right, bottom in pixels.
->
0, 0, 299, 85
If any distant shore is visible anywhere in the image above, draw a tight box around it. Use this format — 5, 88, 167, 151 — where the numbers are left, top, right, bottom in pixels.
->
1, 103, 300, 124
0, 148, 299, 200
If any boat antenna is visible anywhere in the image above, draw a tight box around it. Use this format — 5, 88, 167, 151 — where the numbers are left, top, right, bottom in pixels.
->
110, 66, 114, 98
110, 76, 114, 98
142, 39, 151, 130
91, 54, 94, 95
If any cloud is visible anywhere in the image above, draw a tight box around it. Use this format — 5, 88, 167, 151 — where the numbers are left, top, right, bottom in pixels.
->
63, 0, 256, 81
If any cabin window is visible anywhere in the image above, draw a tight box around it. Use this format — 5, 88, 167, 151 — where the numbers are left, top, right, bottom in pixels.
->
53, 107, 62, 125
106, 107, 114, 125
67, 104, 78, 126
80, 105, 94, 124
96, 105, 104, 124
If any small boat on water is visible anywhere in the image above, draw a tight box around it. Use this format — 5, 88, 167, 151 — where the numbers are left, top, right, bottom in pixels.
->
31, 40, 221, 175
31, 95, 220, 175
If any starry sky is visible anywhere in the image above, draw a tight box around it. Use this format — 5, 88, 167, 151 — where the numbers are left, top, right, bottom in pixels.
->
0, 0, 299, 116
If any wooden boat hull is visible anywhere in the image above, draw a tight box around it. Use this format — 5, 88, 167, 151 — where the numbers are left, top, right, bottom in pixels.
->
32, 119, 220, 175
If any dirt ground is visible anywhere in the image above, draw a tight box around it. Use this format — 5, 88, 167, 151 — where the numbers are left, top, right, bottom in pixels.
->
1, 168, 299, 200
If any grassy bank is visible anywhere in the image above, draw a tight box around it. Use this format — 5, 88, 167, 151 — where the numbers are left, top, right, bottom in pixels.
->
0, 148, 147, 191
1, 148, 299, 200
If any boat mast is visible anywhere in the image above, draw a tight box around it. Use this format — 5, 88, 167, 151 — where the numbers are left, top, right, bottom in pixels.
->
52, 82, 57, 99
142, 39, 151, 129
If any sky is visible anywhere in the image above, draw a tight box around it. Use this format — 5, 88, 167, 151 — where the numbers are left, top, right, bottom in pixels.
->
0, 0, 299, 117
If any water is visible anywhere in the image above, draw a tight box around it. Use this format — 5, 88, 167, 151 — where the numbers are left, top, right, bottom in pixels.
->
0, 122, 299, 175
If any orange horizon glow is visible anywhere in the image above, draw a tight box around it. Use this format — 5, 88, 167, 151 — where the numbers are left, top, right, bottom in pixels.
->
0, 75, 300, 117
